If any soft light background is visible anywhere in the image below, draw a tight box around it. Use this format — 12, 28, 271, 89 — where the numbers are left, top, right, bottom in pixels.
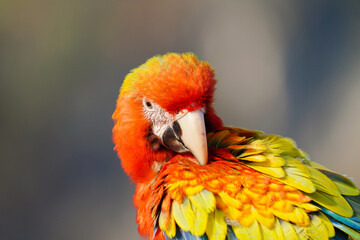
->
1, 1, 360, 239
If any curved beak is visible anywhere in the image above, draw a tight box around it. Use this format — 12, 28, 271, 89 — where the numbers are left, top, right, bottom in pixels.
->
176, 110, 208, 165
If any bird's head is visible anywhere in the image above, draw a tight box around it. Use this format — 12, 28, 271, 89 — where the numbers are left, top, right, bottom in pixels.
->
112, 53, 223, 183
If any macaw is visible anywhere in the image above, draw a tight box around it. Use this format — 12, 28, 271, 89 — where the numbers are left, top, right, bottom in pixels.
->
112, 53, 360, 240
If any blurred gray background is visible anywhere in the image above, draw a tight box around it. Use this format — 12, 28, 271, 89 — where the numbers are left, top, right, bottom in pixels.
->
1, 1, 360, 239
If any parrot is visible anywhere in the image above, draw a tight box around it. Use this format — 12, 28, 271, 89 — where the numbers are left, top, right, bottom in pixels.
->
112, 53, 360, 240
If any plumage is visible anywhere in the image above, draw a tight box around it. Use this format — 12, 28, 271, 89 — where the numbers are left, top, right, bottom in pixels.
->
206, 209, 227, 240
320, 169, 360, 196
232, 220, 262, 240
346, 195, 360, 222
321, 207, 360, 231
330, 219, 360, 239
112, 53, 360, 239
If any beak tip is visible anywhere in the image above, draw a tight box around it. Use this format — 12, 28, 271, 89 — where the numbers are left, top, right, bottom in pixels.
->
194, 151, 208, 165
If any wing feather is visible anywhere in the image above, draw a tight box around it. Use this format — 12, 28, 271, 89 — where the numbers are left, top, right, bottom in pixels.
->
308, 191, 353, 217
172, 197, 195, 232
231, 220, 261, 240
150, 127, 360, 240
188, 190, 216, 213
279, 219, 299, 240
319, 169, 360, 196
206, 209, 227, 240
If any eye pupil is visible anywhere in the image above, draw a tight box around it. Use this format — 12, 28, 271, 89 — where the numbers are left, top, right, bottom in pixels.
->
146, 101, 152, 108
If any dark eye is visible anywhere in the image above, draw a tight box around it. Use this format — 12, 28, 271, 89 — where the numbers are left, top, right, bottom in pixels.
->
143, 98, 154, 110
146, 101, 152, 109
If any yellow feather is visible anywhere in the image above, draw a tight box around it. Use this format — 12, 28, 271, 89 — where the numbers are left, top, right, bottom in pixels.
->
295, 203, 320, 212
159, 211, 167, 230
206, 209, 227, 240
286, 157, 310, 172
279, 219, 299, 240
218, 191, 242, 209
272, 136, 297, 152
309, 161, 331, 171
272, 207, 310, 227
244, 156, 285, 168
308, 214, 330, 240
241, 155, 267, 162
239, 210, 256, 227
293, 207, 310, 227
254, 208, 275, 229
290, 214, 330, 240
188, 189, 216, 213
232, 220, 262, 240
317, 212, 335, 237
159, 211, 176, 238
273, 218, 285, 240
272, 209, 292, 223
224, 205, 243, 220
307, 167, 340, 196
246, 164, 285, 178
307, 191, 353, 217
261, 220, 284, 240
168, 180, 187, 192
247, 139, 267, 151
237, 149, 264, 158
277, 163, 316, 193
265, 154, 285, 166
293, 225, 311, 239
190, 205, 208, 236
184, 185, 204, 196
172, 197, 195, 231
272, 199, 294, 213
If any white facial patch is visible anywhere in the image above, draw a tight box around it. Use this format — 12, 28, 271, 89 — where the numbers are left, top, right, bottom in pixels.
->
142, 98, 173, 137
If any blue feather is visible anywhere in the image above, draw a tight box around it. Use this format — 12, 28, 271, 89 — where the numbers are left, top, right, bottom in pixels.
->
330, 219, 360, 239
321, 207, 360, 231
165, 229, 208, 240
179, 230, 208, 240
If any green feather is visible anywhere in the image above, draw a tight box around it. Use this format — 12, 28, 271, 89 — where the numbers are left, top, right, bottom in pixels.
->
344, 195, 360, 222
308, 191, 353, 217
319, 169, 360, 196
307, 167, 341, 196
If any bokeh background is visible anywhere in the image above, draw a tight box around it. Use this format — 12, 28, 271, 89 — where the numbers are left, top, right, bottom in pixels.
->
1, 1, 360, 239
